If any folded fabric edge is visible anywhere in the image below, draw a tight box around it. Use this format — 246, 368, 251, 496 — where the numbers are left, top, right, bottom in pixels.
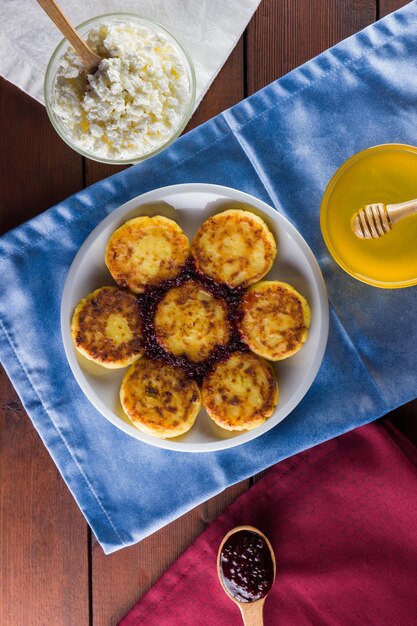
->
0, 140, 414, 552
0, 0, 262, 108
118, 419, 417, 623
0, 33, 45, 104
0, 130, 414, 552
1, 1, 417, 554
2, 2, 416, 252
220, 1, 417, 130
0, 317, 127, 552
2, 303, 412, 555
0, 114, 232, 255
193, 0, 262, 107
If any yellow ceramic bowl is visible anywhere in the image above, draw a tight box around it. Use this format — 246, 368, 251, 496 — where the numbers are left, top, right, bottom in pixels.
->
320, 144, 417, 289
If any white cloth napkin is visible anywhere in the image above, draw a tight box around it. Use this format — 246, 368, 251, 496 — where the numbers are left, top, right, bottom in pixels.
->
0, 0, 260, 106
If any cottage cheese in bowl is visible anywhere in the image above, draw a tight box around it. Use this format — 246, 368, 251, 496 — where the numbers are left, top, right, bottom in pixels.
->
45, 14, 195, 164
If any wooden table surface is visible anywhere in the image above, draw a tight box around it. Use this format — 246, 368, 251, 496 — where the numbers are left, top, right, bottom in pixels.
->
1, 1, 416, 624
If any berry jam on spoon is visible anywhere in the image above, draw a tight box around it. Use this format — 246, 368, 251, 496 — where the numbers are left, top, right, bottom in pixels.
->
218, 525, 276, 625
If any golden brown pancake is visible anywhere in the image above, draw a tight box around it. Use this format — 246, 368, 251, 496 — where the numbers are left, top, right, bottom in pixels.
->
71, 286, 143, 368
191, 209, 277, 288
120, 358, 202, 438
238, 281, 311, 360
202, 351, 278, 431
105, 215, 190, 293
154, 280, 231, 362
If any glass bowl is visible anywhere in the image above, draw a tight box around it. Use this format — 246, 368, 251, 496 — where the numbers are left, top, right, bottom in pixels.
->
320, 144, 417, 289
44, 13, 196, 165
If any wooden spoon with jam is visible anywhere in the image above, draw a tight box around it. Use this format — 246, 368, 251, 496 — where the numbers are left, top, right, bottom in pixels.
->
217, 525, 276, 626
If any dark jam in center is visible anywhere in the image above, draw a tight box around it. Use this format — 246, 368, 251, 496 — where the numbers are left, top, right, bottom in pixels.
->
137, 257, 248, 384
220, 530, 274, 602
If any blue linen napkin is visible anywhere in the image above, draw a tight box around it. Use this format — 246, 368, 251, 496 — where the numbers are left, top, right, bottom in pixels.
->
1, 2, 417, 554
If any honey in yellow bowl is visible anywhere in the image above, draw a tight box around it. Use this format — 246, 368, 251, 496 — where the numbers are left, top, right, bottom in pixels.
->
320, 144, 417, 288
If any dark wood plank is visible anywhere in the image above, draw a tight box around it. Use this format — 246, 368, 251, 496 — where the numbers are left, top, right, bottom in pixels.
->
246, 0, 375, 93
0, 366, 89, 626
379, 0, 409, 17
89, 38, 248, 626
0, 77, 89, 625
0, 79, 82, 234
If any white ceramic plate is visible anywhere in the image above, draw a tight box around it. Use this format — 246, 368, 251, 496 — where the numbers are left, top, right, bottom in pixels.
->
61, 183, 329, 452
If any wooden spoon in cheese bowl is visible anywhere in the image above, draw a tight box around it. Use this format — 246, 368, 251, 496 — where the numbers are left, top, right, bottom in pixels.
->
36, 0, 101, 73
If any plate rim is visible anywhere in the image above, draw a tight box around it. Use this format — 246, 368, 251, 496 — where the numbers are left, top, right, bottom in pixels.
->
61, 182, 329, 453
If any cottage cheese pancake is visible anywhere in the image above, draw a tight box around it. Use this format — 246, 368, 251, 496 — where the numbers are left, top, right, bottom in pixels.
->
105, 216, 190, 293
191, 209, 277, 288
202, 351, 278, 431
239, 281, 311, 360
71, 286, 143, 368
120, 358, 202, 438
154, 280, 231, 362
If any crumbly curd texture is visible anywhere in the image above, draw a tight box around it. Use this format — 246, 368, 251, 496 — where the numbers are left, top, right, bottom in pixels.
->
53, 21, 191, 160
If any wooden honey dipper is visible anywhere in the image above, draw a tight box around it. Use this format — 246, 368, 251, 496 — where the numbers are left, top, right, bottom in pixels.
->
352, 198, 417, 239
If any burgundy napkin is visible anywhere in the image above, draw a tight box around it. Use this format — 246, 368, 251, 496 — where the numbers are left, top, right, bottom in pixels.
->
119, 421, 417, 625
